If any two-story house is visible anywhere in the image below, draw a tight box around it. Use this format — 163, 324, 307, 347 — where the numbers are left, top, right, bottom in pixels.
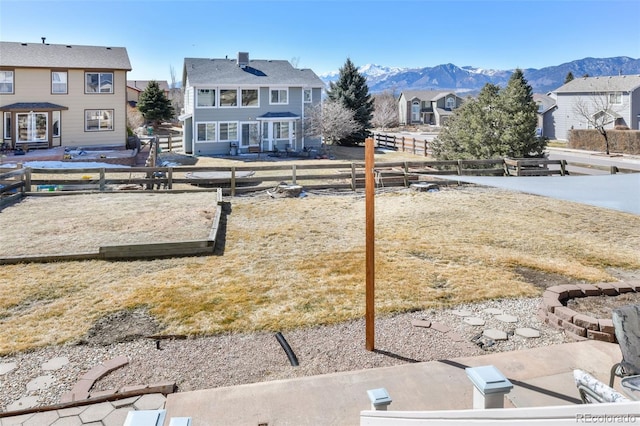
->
549, 75, 640, 140
533, 93, 557, 139
398, 90, 464, 127
0, 40, 131, 150
180, 52, 324, 156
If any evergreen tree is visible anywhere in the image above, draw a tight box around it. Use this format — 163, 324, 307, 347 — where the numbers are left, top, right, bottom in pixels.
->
498, 69, 545, 158
564, 71, 574, 84
326, 58, 374, 146
432, 70, 546, 160
137, 81, 174, 125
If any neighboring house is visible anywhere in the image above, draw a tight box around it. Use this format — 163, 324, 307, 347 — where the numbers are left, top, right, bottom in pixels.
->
533, 93, 557, 139
398, 90, 464, 127
549, 75, 640, 141
127, 80, 170, 107
0, 40, 131, 150
180, 52, 325, 156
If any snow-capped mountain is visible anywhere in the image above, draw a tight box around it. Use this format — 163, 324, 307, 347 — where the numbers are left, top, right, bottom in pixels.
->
320, 57, 640, 94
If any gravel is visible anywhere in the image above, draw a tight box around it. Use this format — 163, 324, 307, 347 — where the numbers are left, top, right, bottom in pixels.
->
0, 297, 568, 412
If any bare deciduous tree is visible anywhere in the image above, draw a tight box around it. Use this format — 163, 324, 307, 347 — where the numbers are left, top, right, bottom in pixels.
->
305, 99, 360, 145
169, 65, 184, 120
372, 90, 399, 130
573, 92, 623, 155
126, 105, 145, 132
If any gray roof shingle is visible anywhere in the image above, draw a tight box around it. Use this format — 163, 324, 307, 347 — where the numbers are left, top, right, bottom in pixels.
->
0, 41, 131, 70
554, 75, 640, 93
183, 57, 324, 87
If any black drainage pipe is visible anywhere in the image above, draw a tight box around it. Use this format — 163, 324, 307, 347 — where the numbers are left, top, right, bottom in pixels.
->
275, 332, 299, 366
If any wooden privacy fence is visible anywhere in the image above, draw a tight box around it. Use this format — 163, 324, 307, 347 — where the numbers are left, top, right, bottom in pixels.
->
0, 158, 575, 202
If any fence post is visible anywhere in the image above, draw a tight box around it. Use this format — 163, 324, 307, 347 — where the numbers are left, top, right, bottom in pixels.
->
560, 160, 566, 176
611, 165, 618, 174
351, 163, 357, 191
167, 167, 173, 189
403, 162, 409, 187
424, 140, 428, 157
22, 165, 31, 193
401, 137, 405, 152
99, 168, 105, 191
292, 164, 297, 184
516, 160, 522, 177
457, 160, 463, 175
231, 167, 236, 197
412, 138, 416, 155
393, 135, 397, 150
168, 134, 172, 152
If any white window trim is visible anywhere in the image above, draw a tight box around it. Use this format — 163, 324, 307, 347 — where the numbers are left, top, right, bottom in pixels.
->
52, 111, 61, 137
196, 121, 217, 143
196, 88, 216, 108
219, 89, 239, 108
609, 92, 622, 105
270, 88, 289, 105
240, 88, 260, 108
303, 88, 312, 103
218, 121, 239, 142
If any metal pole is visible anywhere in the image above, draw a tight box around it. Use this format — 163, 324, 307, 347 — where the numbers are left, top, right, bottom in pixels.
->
365, 137, 375, 351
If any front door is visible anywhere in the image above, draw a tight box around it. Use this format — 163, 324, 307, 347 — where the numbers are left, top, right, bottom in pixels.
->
240, 122, 259, 149
411, 101, 420, 122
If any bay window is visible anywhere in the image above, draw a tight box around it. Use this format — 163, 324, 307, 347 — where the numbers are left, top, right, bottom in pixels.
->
17, 112, 47, 142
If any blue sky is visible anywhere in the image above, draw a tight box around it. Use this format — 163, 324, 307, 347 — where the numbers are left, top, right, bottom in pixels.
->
1, 0, 639, 83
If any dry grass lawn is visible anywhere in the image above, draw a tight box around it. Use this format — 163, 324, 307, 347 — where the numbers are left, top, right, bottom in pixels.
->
1, 147, 639, 355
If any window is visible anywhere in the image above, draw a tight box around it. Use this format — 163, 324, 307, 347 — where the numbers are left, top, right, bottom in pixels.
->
85, 109, 113, 131
0, 71, 14, 94
197, 89, 215, 107
303, 89, 312, 103
52, 71, 68, 94
85, 72, 113, 93
274, 121, 290, 139
220, 89, 238, 107
17, 112, 47, 142
52, 111, 61, 137
270, 88, 288, 104
609, 92, 622, 104
537, 102, 544, 112
445, 96, 456, 110
3, 112, 11, 139
241, 89, 259, 107
196, 122, 216, 142
219, 122, 238, 141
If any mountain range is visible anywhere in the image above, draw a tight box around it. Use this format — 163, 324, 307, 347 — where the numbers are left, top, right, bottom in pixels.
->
319, 56, 640, 95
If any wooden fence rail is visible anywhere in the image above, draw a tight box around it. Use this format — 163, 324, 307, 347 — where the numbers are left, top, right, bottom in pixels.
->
373, 133, 430, 156
0, 157, 579, 203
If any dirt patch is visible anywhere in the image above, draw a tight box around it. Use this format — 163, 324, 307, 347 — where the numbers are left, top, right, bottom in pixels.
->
81, 309, 162, 345
514, 266, 589, 289
567, 292, 640, 319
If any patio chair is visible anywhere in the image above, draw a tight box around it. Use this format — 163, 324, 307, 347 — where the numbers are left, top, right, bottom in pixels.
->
609, 304, 640, 387
573, 369, 630, 403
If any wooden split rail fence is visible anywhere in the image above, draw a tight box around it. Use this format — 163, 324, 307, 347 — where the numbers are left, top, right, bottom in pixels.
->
1, 157, 572, 205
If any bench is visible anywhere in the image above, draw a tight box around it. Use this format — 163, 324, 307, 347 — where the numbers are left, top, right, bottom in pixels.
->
248, 145, 262, 157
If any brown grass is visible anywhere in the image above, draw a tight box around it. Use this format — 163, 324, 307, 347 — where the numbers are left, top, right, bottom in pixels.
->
1, 147, 639, 355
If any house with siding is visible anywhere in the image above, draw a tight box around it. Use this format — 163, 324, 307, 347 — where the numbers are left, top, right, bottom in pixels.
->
549, 75, 640, 140
180, 52, 324, 156
398, 90, 464, 127
533, 93, 557, 139
0, 40, 131, 150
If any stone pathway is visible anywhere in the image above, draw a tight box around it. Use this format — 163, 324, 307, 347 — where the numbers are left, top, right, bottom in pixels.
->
415, 306, 541, 349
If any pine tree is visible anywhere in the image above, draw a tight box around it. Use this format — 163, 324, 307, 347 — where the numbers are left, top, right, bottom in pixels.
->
498, 68, 545, 158
432, 70, 546, 160
326, 58, 374, 146
564, 71, 575, 84
137, 81, 174, 125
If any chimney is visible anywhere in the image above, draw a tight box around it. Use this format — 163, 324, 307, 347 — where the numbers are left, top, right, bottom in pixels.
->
41, 37, 46, 44
237, 52, 249, 69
